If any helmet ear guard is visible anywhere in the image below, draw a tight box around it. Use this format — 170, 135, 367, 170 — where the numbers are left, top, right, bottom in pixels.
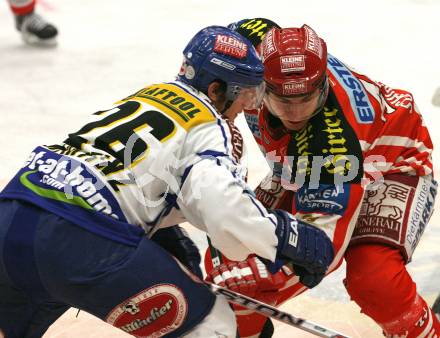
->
177, 26, 264, 99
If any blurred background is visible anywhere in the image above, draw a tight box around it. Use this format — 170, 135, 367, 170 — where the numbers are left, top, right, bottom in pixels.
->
1, 0, 439, 336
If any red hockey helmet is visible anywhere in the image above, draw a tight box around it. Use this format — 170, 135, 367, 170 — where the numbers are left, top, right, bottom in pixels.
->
261, 25, 327, 97
260, 25, 328, 126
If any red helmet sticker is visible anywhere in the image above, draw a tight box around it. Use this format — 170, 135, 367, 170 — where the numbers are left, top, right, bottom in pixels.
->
106, 284, 188, 338
280, 55, 305, 73
304, 25, 322, 58
214, 34, 248, 59
261, 28, 277, 62
283, 80, 307, 95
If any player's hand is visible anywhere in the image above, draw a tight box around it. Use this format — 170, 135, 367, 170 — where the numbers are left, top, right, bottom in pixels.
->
206, 255, 288, 304
151, 225, 203, 279
270, 209, 334, 287
291, 265, 326, 288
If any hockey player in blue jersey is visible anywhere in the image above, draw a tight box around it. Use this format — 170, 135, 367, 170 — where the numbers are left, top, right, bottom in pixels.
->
0, 25, 334, 338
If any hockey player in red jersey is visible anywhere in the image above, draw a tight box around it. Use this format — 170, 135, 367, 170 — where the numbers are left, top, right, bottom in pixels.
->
205, 19, 440, 338
7, 0, 58, 45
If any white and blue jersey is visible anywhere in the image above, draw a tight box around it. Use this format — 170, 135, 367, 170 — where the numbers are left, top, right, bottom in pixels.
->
0, 80, 278, 262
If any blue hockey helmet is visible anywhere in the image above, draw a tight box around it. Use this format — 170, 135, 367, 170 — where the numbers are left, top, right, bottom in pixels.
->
178, 26, 264, 105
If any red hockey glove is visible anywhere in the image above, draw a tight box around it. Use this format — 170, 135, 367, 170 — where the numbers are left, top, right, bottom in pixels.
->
205, 255, 289, 304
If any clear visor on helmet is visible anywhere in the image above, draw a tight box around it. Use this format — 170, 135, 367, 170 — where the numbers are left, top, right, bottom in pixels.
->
264, 76, 328, 122
226, 81, 266, 110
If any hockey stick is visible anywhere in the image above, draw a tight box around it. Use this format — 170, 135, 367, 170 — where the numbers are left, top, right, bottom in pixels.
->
206, 237, 351, 338
206, 281, 350, 338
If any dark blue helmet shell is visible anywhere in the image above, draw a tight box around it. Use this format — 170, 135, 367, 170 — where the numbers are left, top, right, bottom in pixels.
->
178, 25, 264, 96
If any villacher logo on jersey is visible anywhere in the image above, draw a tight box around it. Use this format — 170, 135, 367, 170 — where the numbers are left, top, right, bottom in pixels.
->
106, 284, 188, 338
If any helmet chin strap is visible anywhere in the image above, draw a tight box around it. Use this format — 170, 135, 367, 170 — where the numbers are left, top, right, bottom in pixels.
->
221, 100, 234, 115
309, 76, 329, 118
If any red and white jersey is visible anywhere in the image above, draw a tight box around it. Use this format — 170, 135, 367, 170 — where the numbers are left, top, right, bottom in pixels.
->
326, 55, 433, 178
243, 53, 434, 305
202, 54, 434, 338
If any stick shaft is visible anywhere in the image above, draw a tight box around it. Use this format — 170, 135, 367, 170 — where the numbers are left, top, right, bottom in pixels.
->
206, 282, 350, 338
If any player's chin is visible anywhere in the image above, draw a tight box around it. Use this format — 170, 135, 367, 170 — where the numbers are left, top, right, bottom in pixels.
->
223, 105, 243, 121
226, 111, 239, 121
281, 119, 309, 131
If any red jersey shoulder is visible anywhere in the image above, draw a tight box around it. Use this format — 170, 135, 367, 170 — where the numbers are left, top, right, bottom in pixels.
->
326, 54, 424, 142
327, 54, 432, 176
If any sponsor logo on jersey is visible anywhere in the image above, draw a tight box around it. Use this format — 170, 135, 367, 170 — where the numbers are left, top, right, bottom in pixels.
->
225, 120, 244, 163
213, 35, 248, 59
355, 181, 410, 242
254, 176, 284, 208
327, 54, 375, 124
381, 84, 414, 110
291, 107, 353, 181
280, 55, 305, 73
20, 147, 123, 219
379, 84, 415, 121
295, 184, 349, 215
352, 175, 436, 261
123, 84, 216, 131
106, 284, 188, 337
407, 177, 437, 250
320, 107, 353, 176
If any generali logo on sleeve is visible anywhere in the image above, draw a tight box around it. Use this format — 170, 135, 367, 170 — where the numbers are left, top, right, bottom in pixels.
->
106, 284, 188, 338
213, 35, 248, 59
